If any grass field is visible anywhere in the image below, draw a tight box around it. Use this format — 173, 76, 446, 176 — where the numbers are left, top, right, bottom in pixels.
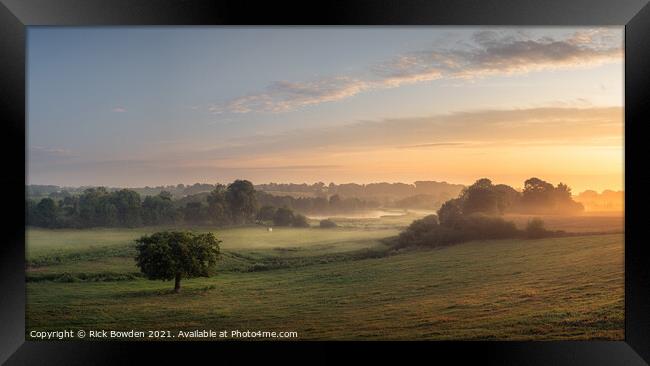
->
25, 212, 624, 340
504, 213, 624, 233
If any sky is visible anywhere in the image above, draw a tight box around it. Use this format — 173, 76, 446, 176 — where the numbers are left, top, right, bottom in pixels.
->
27, 27, 624, 193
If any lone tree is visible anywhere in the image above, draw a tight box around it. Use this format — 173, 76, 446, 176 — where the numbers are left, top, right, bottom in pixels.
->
135, 231, 221, 293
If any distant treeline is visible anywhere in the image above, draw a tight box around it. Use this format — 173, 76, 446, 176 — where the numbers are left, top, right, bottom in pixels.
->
27, 180, 465, 209
27, 183, 224, 201
256, 191, 380, 214
27, 180, 258, 228
397, 177, 582, 249
257, 181, 465, 202
26, 179, 375, 229
574, 189, 624, 212
26, 177, 585, 229
152, 190, 381, 217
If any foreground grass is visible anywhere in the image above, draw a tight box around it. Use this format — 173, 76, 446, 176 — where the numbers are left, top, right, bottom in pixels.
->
26, 225, 397, 280
504, 213, 624, 233
26, 225, 398, 266
26, 234, 623, 340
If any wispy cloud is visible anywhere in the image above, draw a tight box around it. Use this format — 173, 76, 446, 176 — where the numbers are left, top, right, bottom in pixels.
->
208, 29, 622, 114
209, 77, 369, 114
194, 106, 623, 160
112, 107, 127, 113
374, 29, 621, 83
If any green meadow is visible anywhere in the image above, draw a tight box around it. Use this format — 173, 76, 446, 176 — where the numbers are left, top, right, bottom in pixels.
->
26, 213, 624, 340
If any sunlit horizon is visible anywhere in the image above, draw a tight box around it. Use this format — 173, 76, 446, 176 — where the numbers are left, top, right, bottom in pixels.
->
28, 27, 624, 194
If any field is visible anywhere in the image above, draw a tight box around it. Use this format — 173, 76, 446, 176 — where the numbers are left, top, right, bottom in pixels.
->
26, 212, 624, 340
504, 213, 624, 233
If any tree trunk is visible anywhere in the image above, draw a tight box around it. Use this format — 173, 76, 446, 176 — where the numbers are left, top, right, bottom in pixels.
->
174, 273, 182, 293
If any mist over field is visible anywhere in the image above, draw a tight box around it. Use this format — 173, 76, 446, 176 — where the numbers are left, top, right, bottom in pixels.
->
25, 176, 624, 340
26, 26, 624, 341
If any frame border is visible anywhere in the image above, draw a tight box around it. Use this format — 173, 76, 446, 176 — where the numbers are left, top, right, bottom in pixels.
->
1, 1, 648, 364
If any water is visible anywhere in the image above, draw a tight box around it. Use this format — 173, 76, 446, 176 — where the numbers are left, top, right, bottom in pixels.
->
307, 210, 409, 220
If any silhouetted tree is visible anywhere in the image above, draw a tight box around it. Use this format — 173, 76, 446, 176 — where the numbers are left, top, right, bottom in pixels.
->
460, 178, 500, 215
257, 205, 277, 222
437, 198, 463, 228
226, 180, 258, 224
142, 191, 177, 225
273, 207, 294, 226
183, 202, 208, 224
207, 184, 230, 225
111, 189, 142, 227
32, 198, 59, 228
522, 177, 555, 209
292, 214, 310, 227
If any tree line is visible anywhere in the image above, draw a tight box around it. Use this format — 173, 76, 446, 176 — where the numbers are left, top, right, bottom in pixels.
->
255, 191, 380, 215
256, 181, 465, 201
27, 180, 263, 228
28, 180, 465, 206
26, 176, 584, 229
26, 181, 382, 229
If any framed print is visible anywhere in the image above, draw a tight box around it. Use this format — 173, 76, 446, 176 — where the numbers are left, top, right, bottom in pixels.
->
1, 0, 649, 364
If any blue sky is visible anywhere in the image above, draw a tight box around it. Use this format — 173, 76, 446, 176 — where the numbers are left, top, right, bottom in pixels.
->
27, 27, 624, 192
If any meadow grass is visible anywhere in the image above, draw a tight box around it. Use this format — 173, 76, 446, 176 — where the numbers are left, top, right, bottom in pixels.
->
26, 225, 398, 275
26, 230, 624, 340
504, 213, 624, 233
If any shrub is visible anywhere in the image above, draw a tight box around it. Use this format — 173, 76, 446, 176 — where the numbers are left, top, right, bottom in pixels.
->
319, 219, 337, 228
292, 214, 310, 228
526, 218, 548, 239
397, 213, 520, 248
273, 207, 294, 226
462, 213, 519, 240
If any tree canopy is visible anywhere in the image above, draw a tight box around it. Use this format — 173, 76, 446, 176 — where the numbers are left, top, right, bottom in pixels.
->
135, 231, 221, 292
449, 177, 583, 217
397, 177, 577, 249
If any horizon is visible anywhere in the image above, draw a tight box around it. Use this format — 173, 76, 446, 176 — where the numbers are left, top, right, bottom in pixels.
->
26, 178, 624, 196
28, 27, 624, 193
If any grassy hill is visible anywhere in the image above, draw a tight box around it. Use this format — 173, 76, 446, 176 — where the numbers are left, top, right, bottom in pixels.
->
26, 219, 623, 340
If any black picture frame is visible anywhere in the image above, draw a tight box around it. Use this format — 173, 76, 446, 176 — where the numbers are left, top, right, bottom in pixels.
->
1, 0, 648, 364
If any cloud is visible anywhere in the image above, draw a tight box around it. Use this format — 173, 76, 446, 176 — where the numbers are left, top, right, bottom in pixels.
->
375, 29, 621, 83
209, 28, 622, 114
195, 106, 623, 160
209, 77, 369, 114
34, 106, 622, 169
112, 107, 127, 113
29, 106, 623, 187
